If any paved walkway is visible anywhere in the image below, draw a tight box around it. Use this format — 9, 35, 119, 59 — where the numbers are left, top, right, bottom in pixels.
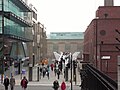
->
15, 66, 81, 85
0, 64, 82, 90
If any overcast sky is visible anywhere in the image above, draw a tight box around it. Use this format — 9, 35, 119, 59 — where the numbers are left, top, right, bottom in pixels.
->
28, 0, 120, 34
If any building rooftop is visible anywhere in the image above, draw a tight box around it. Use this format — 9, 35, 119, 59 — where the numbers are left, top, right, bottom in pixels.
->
47, 32, 84, 39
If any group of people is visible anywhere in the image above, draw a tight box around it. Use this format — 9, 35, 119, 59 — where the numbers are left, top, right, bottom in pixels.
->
39, 63, 61, 80
40, 65, 50, 79
53, 80, 67, 90
3, 75, 28, 90
3, 76, 15, 90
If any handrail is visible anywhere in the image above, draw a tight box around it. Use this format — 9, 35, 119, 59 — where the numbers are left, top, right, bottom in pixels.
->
87, 64, 117, 88
82, 64, 117, 90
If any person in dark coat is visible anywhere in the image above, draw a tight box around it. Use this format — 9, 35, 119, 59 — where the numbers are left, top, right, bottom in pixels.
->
50, 63, 54, 71
3, 76, 9, 90
57, 69, 60, 79
10, 76, 15, 90
53, 80, 59, 90
21, 76, 28, 90
39, 66, 42, 79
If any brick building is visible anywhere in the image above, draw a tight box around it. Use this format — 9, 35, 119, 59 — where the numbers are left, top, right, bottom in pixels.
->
83, 6, 120, 81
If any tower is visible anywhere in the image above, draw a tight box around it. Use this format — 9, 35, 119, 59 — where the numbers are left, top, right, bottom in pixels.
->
104, 0, 114, 6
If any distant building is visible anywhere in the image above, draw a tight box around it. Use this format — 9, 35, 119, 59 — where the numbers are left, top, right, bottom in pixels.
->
48, 32, 84, 39
47, 32, 84, 62
33, 22, 47, 65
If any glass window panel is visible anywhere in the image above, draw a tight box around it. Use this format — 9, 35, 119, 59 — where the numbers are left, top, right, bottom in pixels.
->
0, 0, 2, 4
0, 16, 2, 20
0, 5, 2, 10
0, 27, 2, 33
3, 15, 32, 40
0, 20, 2, 28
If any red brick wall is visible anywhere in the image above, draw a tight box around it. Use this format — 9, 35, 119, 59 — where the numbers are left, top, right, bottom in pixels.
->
96, 6, 120, 18
83, 6, 120, 81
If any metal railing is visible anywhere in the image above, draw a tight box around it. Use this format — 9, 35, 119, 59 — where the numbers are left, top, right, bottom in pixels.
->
80, 64, 117, 90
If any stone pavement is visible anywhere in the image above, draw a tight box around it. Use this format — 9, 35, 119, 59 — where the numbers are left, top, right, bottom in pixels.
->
0, 64, 82, 90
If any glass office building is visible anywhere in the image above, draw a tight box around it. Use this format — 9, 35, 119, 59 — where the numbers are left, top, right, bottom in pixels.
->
0, 0, 33, 59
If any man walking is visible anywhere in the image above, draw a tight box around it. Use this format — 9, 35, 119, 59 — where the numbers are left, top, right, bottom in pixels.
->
53, 80, 59, 90
3, 76, 9, 90
10, 76, 15, 90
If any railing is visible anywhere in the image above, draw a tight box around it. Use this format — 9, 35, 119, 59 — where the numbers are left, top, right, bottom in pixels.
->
80, 64, 117, 90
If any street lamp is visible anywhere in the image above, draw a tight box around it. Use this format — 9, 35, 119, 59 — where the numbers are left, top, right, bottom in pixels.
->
70, 53, 73, 90
1, 0, 4, 84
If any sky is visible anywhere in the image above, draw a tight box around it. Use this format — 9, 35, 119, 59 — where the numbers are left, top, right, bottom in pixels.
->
28, 0, 120, 34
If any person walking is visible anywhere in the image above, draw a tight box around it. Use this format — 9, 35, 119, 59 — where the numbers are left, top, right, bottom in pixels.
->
10, 76, 15, 90
50, 63, 54, 71
21, 76, 28, 90
42, 67, 46, 78
3, 76, 9, 90
39, 66, 42, 79
61, 80, 66, 90
57, 69, 60, 79
46, 66, 50, 79
53, 80, 59, 90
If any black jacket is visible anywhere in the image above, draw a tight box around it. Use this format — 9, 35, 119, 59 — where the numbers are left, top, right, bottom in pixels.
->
4, 78, 9, 86
53, 80, 59, 89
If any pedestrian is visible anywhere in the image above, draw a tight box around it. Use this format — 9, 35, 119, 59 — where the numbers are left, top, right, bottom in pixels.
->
42, 67, 46, 78
40, 66, 42, 79
46, 67, 50, 79
3, 76, 9, 90
21, 76, 28, 90
68, 79, 72, 90
50, 63, 54, 71
54, 68, 57, 76
53, 80, 59, 90
10, 76, 15, 90
61, 80, 66, 90
57, 69, 60, 79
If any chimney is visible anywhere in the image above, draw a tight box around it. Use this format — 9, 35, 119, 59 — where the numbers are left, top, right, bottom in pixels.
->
104, 0, 114, 6
25, 0, 28, 5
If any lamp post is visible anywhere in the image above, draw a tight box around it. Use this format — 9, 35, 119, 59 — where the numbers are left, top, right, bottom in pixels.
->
29, 63, 32, 81
1, 0, 4, 83
70, 53, 73, 90
37, 46, 40, 81
95, 19, 98, 68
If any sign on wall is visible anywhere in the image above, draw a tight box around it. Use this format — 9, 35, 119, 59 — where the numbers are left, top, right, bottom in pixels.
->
101, 56, 110, 60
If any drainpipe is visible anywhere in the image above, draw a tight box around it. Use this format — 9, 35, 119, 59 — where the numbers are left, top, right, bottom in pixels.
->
1, 0, 4, 84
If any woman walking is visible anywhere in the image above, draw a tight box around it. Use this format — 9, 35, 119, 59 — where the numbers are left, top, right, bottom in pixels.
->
21, 76, 28, 90
61, 80, 66, 90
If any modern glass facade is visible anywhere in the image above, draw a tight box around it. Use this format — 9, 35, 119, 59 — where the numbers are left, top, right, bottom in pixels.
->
0, 0, 33, 58
0, 0, 32, 40
3, 0, 24, 18
0, 0, 34, 78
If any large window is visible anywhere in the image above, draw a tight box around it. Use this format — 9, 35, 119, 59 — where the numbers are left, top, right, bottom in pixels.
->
0, 16, 2, 33
0, 0, 2, 11
4, 17, 24, 37
0, 0, 32, 40
4, 0, 24, 19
